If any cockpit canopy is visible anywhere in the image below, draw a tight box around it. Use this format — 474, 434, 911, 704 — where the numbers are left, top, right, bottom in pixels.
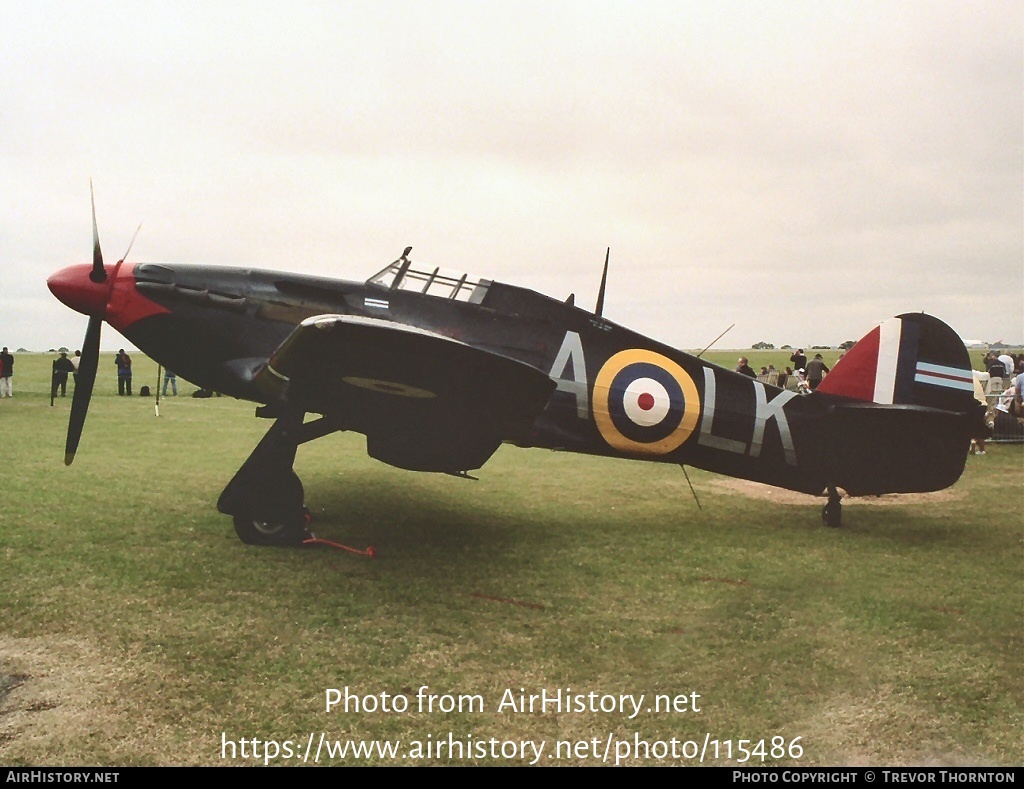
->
367, 253, 491, 304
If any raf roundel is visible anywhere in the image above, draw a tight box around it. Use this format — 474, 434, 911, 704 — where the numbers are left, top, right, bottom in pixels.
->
593, 349, 701, 456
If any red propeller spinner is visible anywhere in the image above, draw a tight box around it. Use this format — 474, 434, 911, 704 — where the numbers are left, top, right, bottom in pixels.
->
47, 263, 114, 317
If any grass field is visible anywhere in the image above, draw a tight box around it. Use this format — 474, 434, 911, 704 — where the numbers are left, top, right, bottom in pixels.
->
0, 352, 1021, 766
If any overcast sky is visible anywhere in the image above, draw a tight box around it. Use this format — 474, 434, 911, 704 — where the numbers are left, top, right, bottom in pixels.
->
2, 1, 1021, 353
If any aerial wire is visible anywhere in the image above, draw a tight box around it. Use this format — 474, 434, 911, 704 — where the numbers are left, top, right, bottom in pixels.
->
680, 465, 702, 510
696, 324, 735, 359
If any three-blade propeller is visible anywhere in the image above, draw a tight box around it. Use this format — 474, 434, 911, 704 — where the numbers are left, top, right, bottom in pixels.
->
64, 183, 128, 465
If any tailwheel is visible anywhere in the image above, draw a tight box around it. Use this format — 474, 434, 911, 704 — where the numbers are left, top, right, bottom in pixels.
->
821, 486, 842, 528
233, 512, 310, 546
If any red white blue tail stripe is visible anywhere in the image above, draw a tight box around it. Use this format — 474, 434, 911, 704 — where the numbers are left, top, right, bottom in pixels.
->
872, 317, 903, 404
817, 313, 975, 411
817, 316, 916, 404
914, 361, 974, 392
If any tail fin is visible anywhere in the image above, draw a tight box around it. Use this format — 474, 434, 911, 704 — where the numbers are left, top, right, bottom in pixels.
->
816, 313, 976, 412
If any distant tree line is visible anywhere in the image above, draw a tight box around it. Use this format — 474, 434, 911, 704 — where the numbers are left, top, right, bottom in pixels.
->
751, 341, 856, 351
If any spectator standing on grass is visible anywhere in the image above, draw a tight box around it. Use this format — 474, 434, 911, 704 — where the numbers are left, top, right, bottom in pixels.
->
805, 354, 830, 391
71, 350, 81, 386
970, 372, 987, 455
115, 349, 132, 396
985, 354, 1004, 378
736, 357, 756, 378
985, 353, 1007, 394
0, 347, 13, 397
163, 369, 177, 396
51, 352, 74, 398
789, 349, 807, 372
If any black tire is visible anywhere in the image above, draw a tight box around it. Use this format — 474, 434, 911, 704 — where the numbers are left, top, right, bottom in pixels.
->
821, 501, 842, 528
233, 513, 309, 546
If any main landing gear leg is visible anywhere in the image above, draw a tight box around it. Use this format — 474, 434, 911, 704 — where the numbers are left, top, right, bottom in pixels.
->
217, 410, 311, 546
821, 485, 842, 528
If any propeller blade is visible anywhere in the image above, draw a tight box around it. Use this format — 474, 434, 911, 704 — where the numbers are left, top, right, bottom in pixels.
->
65, 315, 102, 465
120, 223, 142, 264
89, 180, 106, 283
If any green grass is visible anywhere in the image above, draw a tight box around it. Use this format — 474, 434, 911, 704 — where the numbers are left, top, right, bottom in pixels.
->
0, 353, 1020, 766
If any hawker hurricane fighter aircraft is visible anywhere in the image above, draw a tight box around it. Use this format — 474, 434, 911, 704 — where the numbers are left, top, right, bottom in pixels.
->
48, 196, 987, 544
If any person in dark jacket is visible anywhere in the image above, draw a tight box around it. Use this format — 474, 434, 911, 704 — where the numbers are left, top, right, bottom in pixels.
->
805, 354, 830, 391
0, 347, 13, 397
51, 352, 75, 397
115, 349, 132, 396
735, 357, 756, 377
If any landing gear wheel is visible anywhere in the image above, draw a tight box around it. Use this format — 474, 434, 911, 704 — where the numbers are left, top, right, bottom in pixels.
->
217, 411, 320, 546
821, 487, 842, 528
233, 513, 309, 546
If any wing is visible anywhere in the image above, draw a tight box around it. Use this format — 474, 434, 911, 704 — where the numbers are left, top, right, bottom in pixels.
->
253, 314, 556, 472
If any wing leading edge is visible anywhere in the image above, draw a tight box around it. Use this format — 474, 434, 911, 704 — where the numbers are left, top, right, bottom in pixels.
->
253, 314, 556, 472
